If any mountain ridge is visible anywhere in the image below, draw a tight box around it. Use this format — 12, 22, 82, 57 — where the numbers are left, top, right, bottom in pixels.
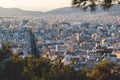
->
46, 5, 120, 14
0, 4, 120, 16
0, 7, 44, 16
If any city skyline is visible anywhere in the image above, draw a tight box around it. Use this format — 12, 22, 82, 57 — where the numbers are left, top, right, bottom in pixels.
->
0, 0, 71, 11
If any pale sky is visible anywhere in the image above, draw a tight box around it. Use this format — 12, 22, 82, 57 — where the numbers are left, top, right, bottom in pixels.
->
0, 0, 71, 11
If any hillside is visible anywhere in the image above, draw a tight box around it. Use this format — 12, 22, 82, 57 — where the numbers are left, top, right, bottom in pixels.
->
0, 4, 120, 16
0, 7, 43, 16
47, 4, 120, 14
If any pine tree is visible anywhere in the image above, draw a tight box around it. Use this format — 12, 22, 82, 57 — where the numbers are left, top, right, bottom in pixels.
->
72, 0, 120, 11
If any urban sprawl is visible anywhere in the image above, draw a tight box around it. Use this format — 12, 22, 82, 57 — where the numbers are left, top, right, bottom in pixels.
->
0, 12, 120, 70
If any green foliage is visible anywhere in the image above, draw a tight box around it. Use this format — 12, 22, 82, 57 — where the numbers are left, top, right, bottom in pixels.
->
88, 60, 120, 80
0, 44, 12, 63
0, 53, 120, 80
22, 57, 51, 80
48, 62, 88, 80
72, 0, 120, 11
0, 57, 51, 80
0, 56, 89, 80
0, 57, 24, 80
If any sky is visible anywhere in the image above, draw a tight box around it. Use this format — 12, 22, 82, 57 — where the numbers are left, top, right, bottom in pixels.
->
0, 0, 71, 11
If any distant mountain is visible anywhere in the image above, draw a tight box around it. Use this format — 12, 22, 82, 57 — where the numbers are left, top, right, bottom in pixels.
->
0, 4, 120, 16
46, 7, 83, 14
94, 4, 120, 12
47, 4, 120, 14
0, 7, 43, 16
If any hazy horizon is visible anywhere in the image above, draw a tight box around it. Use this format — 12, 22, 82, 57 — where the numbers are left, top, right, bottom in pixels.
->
0, 0, 71, 11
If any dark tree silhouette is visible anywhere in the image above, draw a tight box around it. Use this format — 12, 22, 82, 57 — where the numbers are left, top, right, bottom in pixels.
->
72, 0, 120, 11
88, 60, 120, 80
0, 44, 12, 63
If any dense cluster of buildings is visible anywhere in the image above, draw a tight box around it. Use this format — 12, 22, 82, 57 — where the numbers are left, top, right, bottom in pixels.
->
0, 12, 120, 70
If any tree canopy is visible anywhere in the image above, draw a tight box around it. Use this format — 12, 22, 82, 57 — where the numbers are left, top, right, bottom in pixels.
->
0, 45, 120, 80
0, 56, 89, 80
88, 60, 120, 80
0, 44, 12, 63
72, 0, 120, 11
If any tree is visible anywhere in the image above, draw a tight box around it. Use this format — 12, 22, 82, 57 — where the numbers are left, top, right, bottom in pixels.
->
0, 56, 51, 80
0, 57, 24, 80
48, 61, 89, 80
0, 44, 12, 63
72, 0, 120, 11
2, 54, 120, 80
88, 60, 120, 80
21, 57, 51, 80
